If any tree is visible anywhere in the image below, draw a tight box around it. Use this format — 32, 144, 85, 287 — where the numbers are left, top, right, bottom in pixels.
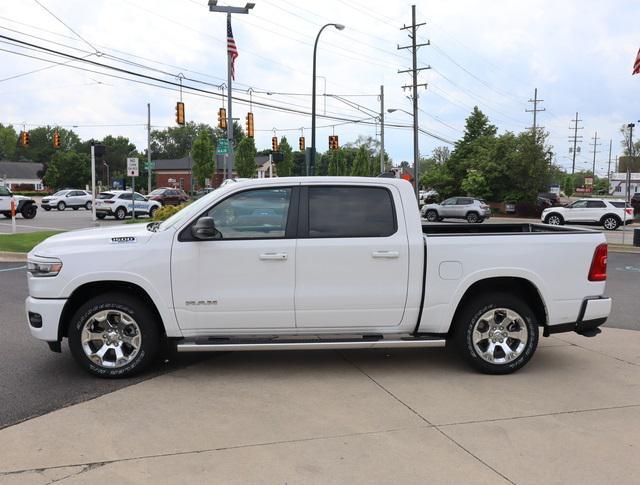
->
0, 123, 18, 160
461, 169, 491, 199
42, 151, 91, 189
191, 130, 214, 187
432, 146, 450, 164
351, 146, 369, 176
14, 126, 81, 164
234, 136, 257, 178
278, 137, 293, 176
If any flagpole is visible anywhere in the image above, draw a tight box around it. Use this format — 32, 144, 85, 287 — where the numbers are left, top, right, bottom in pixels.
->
207, 0, 254, 180
227, 12, 233, 180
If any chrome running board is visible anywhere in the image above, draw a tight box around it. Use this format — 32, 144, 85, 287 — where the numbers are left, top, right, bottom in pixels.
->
176, 337, 446, 353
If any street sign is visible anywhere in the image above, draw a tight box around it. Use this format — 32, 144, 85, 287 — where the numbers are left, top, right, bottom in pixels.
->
217, 139, 229, 155
127, 157, 139, 177
144, 161, 155, 170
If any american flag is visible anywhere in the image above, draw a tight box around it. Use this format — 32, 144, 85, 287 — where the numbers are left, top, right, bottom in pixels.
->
227, 16, 238, 80
634, 48, 640, 75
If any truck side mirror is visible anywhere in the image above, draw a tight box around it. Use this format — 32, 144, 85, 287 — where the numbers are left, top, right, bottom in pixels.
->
192, 217, 218, 240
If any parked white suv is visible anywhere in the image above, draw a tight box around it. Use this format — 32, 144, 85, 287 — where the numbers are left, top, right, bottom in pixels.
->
95, 190, 161, 220
422, 197, 491, 223
41, 189, 92, 211
542, 199, 634, 230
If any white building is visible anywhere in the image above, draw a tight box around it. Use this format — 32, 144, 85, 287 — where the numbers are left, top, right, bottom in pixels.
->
609, 172, 640, 197
0, 161, 45, 191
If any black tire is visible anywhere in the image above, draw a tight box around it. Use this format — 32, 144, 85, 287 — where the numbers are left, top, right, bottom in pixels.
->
68, 292, 161, 378
601, 215, 619, 231
57, 201, 66, 211
21, 203, 37, 219
43, 206, 51, 211
453, 292, 539, 375
115, 207, 127, 220
72, 207, 79, 211
148, 206, 158, 219
425, 210, 438, 222
545, 213, 563, 225
85, 201, 92, 210
1, 212, 10, 218
96, 213, 106, 219
466, 212, 479, 223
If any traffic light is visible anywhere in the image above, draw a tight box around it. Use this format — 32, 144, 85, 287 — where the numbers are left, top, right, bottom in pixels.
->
271, 136, 279, 152
246, 112, 254, 138
53, 131, 61, 149
19, 131, 30, 147
329, 135, 339, 150
176, 102, 185, 125
218, 108, 227, 129
299, 136, 305, 151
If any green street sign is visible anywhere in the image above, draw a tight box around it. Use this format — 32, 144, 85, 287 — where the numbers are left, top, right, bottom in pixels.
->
144, 162, 155, 170
217, 139, 229, 155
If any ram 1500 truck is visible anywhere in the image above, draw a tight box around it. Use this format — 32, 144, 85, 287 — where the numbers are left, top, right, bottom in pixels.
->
25, 177, 612, 377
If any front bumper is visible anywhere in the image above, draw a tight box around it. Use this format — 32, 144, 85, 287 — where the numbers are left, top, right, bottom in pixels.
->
544, 296, 612, 337
25, 296, 67, 343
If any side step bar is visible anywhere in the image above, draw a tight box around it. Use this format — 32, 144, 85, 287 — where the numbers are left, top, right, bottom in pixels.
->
176, 337, 446, 353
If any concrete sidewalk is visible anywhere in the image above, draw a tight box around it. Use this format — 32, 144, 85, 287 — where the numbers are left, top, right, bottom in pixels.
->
0, 328, 639, 484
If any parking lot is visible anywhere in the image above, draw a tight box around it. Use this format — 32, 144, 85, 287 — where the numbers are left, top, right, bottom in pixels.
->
1, 203, 639, 483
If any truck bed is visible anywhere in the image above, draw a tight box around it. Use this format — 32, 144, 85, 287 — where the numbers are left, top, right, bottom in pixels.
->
422, 223, 600, 236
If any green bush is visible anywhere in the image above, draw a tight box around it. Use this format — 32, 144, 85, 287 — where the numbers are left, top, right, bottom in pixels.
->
153, 203, 188, 221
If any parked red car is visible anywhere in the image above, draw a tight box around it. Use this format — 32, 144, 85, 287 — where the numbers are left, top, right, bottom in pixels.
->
147, 187, 189, 206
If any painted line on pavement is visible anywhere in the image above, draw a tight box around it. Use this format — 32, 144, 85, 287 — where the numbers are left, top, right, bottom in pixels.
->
0, 265, 26, 272
0, 222, 67, 231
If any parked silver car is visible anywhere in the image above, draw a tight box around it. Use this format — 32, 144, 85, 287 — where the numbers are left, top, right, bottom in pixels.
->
41, 189, 92, 211
421, 197, 491, 223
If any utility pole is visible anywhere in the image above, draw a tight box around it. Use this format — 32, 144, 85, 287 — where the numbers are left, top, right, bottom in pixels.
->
628, 123, 636, 157
589, 132, 601, 176
147, 103, 151, 193
526, 88, 545, 143
568, 112, 583, 175
607, 139, 613, 185
398, 4, 429, 200
379, 84, 385, 173
208, 0, 254, 180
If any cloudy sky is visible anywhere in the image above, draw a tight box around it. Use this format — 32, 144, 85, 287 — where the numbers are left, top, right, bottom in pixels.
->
1, 0, 639, 175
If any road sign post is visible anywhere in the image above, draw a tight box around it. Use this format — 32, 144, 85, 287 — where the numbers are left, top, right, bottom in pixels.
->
127, 157, 139, 220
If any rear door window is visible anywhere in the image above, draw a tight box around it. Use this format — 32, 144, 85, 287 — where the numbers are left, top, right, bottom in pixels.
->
609, 201, 629, 208
587, 201, 606, 208
307, 186, 396, 238
457, 198, 473, 205
97, 193, 114, 199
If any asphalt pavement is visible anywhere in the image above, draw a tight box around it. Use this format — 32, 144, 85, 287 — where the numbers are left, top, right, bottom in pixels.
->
0, 253, 638, 431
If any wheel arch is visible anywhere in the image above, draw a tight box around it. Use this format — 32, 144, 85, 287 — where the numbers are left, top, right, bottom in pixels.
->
599, 213, 621, 224
545, 212, 564, 223
58, 281, 165, 341
448, 276, 548, 337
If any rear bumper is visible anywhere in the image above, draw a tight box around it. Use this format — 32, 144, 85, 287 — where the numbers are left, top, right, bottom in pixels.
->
544, 296, 612, 336
25, 296, 66, 343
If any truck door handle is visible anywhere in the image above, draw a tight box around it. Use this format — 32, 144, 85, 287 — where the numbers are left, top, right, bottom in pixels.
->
372, 250, 399, 259
259, 252, 288, 260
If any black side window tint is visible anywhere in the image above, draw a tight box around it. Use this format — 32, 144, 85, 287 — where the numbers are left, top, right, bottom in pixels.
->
308, 186, 396, 238
587, 201, 606, 208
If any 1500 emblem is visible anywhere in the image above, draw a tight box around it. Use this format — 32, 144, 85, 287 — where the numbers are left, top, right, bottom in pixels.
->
185, 300, 218, 306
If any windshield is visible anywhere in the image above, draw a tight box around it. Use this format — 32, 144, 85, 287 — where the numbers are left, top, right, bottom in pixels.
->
149, 189, 165, 195
97, 192, 115, 199
52, 191, 68, 197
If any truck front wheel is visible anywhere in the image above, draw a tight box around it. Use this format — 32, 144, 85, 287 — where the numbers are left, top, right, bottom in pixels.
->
68, 293, 161, 378
453, 293, 538, 374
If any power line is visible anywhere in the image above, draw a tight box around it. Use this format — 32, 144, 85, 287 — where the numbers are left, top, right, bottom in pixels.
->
33, 0, 99, 54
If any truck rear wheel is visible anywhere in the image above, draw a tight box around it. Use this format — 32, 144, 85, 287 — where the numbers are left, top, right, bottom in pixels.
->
453, 292, 538, 374
68, 293, 161, 378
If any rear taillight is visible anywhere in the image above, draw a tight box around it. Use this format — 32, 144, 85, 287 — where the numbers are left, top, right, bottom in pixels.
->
626, 208, 633, 216
588, 243, 607, 281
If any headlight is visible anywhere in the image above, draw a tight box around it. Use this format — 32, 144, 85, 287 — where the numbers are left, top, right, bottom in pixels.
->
27, 256, 63, 277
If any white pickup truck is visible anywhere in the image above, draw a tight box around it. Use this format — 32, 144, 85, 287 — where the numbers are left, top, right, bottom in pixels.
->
26, 177, 612, 377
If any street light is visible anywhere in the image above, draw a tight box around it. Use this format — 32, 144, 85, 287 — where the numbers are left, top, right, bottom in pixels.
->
310, 23, 344, 176
388, 108, 419, 199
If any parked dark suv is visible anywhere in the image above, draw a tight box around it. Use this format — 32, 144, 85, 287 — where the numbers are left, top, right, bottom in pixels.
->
147, 187, 189, 206
538, 192, 560, 205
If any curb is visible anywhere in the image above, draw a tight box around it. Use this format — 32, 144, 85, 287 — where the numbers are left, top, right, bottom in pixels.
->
608, 245, 640, 254
0, 251, 28, 262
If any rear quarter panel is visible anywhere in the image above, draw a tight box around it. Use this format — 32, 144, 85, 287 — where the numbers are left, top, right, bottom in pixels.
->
417, 231, 607, 334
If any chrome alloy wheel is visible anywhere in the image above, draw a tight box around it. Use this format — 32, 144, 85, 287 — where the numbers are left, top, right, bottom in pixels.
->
472, 308, 528, 364
547, 215, 561, 225
81, 310, 142, 368
603, 217, 618, 230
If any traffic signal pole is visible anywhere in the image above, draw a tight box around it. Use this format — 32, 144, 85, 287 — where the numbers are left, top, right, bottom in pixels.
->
226, 12, 233, 180
147, 103, 151, 193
